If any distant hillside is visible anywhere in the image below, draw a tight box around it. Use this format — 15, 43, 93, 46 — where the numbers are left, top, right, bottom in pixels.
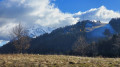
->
109, 18, 120, 33
0, 20, 97, 54
29, 20, 112, 54
0, 19, 120, 55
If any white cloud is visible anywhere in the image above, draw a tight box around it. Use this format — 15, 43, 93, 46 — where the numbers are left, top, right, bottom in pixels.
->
0, 0, 78, 40
74, 6, 120, 23
0, 1, 120, 41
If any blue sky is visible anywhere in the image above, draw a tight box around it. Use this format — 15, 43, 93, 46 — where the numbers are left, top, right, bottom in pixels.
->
52, 0, 120, 13
1, 0, 119, 13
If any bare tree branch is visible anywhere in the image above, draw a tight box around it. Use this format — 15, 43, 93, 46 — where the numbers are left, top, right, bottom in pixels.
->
10, 23, 30, 53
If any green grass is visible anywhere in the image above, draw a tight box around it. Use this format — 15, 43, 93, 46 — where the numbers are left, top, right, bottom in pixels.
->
0, 54, 120, 67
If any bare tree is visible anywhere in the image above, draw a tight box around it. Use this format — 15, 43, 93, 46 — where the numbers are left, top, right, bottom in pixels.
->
72, 36, 88, 56
10, 23, 30, 53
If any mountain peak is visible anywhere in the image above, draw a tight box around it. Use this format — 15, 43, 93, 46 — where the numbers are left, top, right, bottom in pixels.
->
74, 6, 120, 23
98, 6, 107, 10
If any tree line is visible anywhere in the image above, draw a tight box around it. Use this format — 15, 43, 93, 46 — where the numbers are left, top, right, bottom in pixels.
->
71, 34, 120, 57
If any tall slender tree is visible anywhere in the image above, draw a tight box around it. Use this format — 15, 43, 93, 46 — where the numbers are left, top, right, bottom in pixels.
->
10, 23, 30, 53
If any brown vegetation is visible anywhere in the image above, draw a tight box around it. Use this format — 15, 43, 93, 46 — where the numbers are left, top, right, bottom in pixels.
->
0, 54, 120, 67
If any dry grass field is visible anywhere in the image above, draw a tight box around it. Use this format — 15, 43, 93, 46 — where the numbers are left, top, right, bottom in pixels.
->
0, 54, 120, 67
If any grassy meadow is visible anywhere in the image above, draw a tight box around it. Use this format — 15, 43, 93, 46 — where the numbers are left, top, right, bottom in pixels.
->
0, 54, 120, 67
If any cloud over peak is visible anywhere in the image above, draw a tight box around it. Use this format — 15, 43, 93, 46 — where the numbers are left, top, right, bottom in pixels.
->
74, 6, 120, 23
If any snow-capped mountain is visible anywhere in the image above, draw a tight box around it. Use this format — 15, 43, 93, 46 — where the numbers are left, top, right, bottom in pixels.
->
0, 40, 9, 47
74, 6, 120, 23
27, 25, 55, 38
0, 25, 55, 47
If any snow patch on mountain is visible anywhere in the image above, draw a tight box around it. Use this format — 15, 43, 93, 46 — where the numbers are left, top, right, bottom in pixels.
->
86, 24, 116, 41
